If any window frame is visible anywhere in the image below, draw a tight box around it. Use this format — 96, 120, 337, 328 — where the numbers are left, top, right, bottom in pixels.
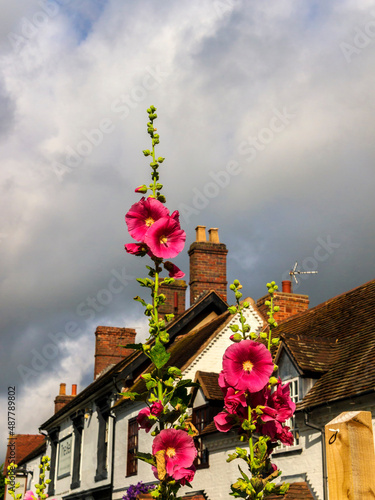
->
126, 417, 138, 477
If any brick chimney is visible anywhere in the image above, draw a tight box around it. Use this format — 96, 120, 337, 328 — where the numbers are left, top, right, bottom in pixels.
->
94, 327, 136, 379
188, 226, 228, 305
257, 280, 309, 323
54, 383, 77, 413
159, 279, 187, 320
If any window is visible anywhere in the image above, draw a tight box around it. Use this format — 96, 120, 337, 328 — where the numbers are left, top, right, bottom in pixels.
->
278, 377, 300, 449
127, 418, 138, 476
95, 398, 110, 482
57, 435, 72, 479
192, 405, 213, 469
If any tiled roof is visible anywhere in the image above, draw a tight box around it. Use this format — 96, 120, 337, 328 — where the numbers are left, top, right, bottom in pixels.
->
267, 482, 314, 499
274, 278, 375, 409
121, 312, 231, 399
3, 435, 45, 475
41, 290, 228, 427
194, 371, 223, 400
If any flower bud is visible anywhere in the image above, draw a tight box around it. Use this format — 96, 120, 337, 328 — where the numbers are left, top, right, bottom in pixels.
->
274, 305, 280, 312
243, 301, 249, 308
230, 333, 243, 342
229, 284, 236, 291
233, 279, 240, 287
135, 185, 148, 194
228, 306, 237, 314
260, 332, 267, 339
269, 377, 278, 385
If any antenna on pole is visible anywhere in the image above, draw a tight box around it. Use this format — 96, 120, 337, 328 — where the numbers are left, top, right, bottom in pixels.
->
289, 262, 318, 289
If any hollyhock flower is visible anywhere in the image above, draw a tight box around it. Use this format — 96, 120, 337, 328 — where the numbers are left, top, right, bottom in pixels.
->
145, 217, 186, 259
173, 465, 196, 485
152, 428, 197, 478
222, 340, 274, 393
214, 411, 239, 432
269, 380, 296, 423
218, 371, 229, 396
137, 407, 153, 432
124, 243, 149, 256
163, 261, 185, 279
126, 197, 169, 241
24, 492, 36, 500
150, 401, 164, 417
224, 388, 247, 414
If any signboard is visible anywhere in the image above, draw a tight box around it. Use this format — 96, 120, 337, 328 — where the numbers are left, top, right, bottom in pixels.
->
57, 435, 72, 478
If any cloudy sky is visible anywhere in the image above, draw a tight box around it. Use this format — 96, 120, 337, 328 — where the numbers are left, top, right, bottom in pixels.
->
1, 0, 375, 461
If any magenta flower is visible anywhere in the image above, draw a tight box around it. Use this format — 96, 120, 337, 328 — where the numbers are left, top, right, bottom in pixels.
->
173, 465, 196, 485
24, 493, 36, 500
136, 407, 154, 433
150, 401, 164, 417
163, 261, 185, 279
145, 217, 186, 259
124, 243, 149, 256
269, 380, 296, 422
224, 387, 247, 414
152, 429, 197, 478
218, 371, 229, 396
214, 411, 237, 432
222, 340, 274, 393
126, 197, 169, 241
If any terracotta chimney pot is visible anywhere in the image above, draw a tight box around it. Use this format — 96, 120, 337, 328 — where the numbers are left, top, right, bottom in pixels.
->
195, 225, 207, 242
72, 384, 77, 396
208, 228, 220, 243
282, 280, 292, 293
59, 383, 66, 396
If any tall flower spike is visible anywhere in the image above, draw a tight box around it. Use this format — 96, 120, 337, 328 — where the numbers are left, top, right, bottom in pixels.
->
126, 197, 169, 241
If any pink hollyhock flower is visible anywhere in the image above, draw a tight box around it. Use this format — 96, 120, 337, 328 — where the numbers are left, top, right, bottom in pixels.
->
145, 217, 186, 259
137, 407, 154, 433
214, 411, 237, 432
163, 261, 185, 279
224, 387, 247, 414
150, 401, 164, 417
126, 197, 169, 241
24, 492, 36, 500
222, 340, 274, 393
173, 465, 196, 485
152, 429, 197, 478
124, 243, 149, 256
269, 380, 296, 423
218, 371, 229, 396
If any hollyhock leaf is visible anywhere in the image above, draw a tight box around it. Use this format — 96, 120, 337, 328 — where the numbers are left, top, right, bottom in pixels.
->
136, 452, 156, 466
150, 339, 170, 369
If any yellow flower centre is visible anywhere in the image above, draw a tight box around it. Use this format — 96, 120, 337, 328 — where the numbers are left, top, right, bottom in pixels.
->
166, 447, 176, 458
145, 217, 155, 227
242, 360, 254, 372
160, 235, 168, 245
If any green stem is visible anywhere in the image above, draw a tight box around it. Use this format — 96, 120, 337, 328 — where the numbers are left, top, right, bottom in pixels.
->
154, 269, 159, 327
151, 120, 157, 197
268, 294, 273, 351
248, 405, 254, 463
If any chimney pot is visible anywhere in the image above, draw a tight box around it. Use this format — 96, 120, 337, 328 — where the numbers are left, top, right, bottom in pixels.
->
208, 228, 220, 243
72, 384, 77, 396
60, 383, 66, 396
282, 280, 292, 293
195, 225, 207, 242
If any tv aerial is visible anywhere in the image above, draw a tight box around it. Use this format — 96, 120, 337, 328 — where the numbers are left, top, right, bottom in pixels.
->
289, 262, 318, 285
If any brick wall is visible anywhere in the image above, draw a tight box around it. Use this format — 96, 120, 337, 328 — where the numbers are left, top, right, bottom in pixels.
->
257, 291, 309, 323
188, 226, 228, 305
94, 326, 136, 379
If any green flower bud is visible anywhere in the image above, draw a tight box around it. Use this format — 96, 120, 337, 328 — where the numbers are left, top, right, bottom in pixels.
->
231, 333, 243, 342
235, 291, 243, 299
274, 305, 280, 312
273, 364, 278, 371
142, 149, 151, 156
228, 306, 237, 314
229, 284, 236, 291
272, 338, 280, 345
233, 279, 240, 287
269, 377, 278, 385
243, 301, 249, 308
260, 332, 267, 339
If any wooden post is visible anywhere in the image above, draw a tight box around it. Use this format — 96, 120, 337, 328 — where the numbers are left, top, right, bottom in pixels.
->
325, 411, 375, 499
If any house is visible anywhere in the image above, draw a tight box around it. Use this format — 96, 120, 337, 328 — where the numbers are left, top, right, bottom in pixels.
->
5, 226, 375, 500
